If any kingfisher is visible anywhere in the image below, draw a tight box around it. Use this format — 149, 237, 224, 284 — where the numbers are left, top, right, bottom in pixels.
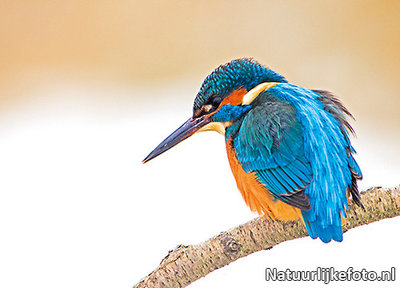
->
143, 58, 363, 243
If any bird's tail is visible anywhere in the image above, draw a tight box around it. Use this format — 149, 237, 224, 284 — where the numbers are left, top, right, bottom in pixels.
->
300, 154, 363, 243
301, 210, 343, 243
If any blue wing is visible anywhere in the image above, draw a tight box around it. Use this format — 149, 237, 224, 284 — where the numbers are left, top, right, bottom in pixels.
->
233, 84, 362, 243
314, 89, 363, 208
233, 97, 313, 211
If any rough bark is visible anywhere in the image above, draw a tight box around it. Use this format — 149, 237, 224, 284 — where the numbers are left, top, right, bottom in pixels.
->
133, 186, 400, 288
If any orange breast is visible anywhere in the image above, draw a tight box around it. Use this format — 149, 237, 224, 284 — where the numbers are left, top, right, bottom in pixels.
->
226, 139, 301, 221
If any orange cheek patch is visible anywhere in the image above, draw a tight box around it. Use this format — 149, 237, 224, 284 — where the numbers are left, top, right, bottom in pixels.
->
195, 88, 248, 118
220, 88, 248, 106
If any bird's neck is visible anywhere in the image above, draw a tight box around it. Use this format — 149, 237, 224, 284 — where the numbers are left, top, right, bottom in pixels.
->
225, 118, 245, 141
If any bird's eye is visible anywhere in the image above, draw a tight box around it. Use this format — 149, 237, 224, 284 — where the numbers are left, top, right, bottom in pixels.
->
212, 97, 222, 108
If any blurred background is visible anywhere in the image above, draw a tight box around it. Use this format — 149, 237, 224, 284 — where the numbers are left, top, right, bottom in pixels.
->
0, 1, 399, 288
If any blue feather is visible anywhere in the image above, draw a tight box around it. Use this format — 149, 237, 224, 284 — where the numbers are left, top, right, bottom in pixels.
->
265, 84, 354, 242
232, 97, 312, 210
230, 83, 360, 242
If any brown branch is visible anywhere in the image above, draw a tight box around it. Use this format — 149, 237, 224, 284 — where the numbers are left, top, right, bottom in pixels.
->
133, 186, 400, 288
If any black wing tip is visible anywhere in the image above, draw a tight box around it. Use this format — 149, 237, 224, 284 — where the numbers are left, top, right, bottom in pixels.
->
279, 190, 311, 211
314, 89, 356, 135
349, 172, 365, 210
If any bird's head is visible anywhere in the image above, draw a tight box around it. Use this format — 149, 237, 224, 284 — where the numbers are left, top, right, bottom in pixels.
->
143, 58, 286, 163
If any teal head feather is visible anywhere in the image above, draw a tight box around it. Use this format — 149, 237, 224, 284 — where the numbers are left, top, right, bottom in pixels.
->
193, 58, 287, 115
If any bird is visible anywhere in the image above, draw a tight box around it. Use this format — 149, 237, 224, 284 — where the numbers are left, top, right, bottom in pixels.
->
143, 58, 363, 243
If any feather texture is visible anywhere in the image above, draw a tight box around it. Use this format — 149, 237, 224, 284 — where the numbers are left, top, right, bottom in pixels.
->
227, 83, 362, 243
233, 100, 312, 211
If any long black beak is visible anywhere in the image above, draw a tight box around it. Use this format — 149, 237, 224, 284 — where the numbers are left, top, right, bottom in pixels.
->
142, 115, 211, 163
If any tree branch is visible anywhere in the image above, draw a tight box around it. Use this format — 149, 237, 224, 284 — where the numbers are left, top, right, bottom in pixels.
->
134, 186, 400, 288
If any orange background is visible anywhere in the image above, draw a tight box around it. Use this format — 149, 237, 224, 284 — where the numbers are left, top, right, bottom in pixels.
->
1, 1, 399, 133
